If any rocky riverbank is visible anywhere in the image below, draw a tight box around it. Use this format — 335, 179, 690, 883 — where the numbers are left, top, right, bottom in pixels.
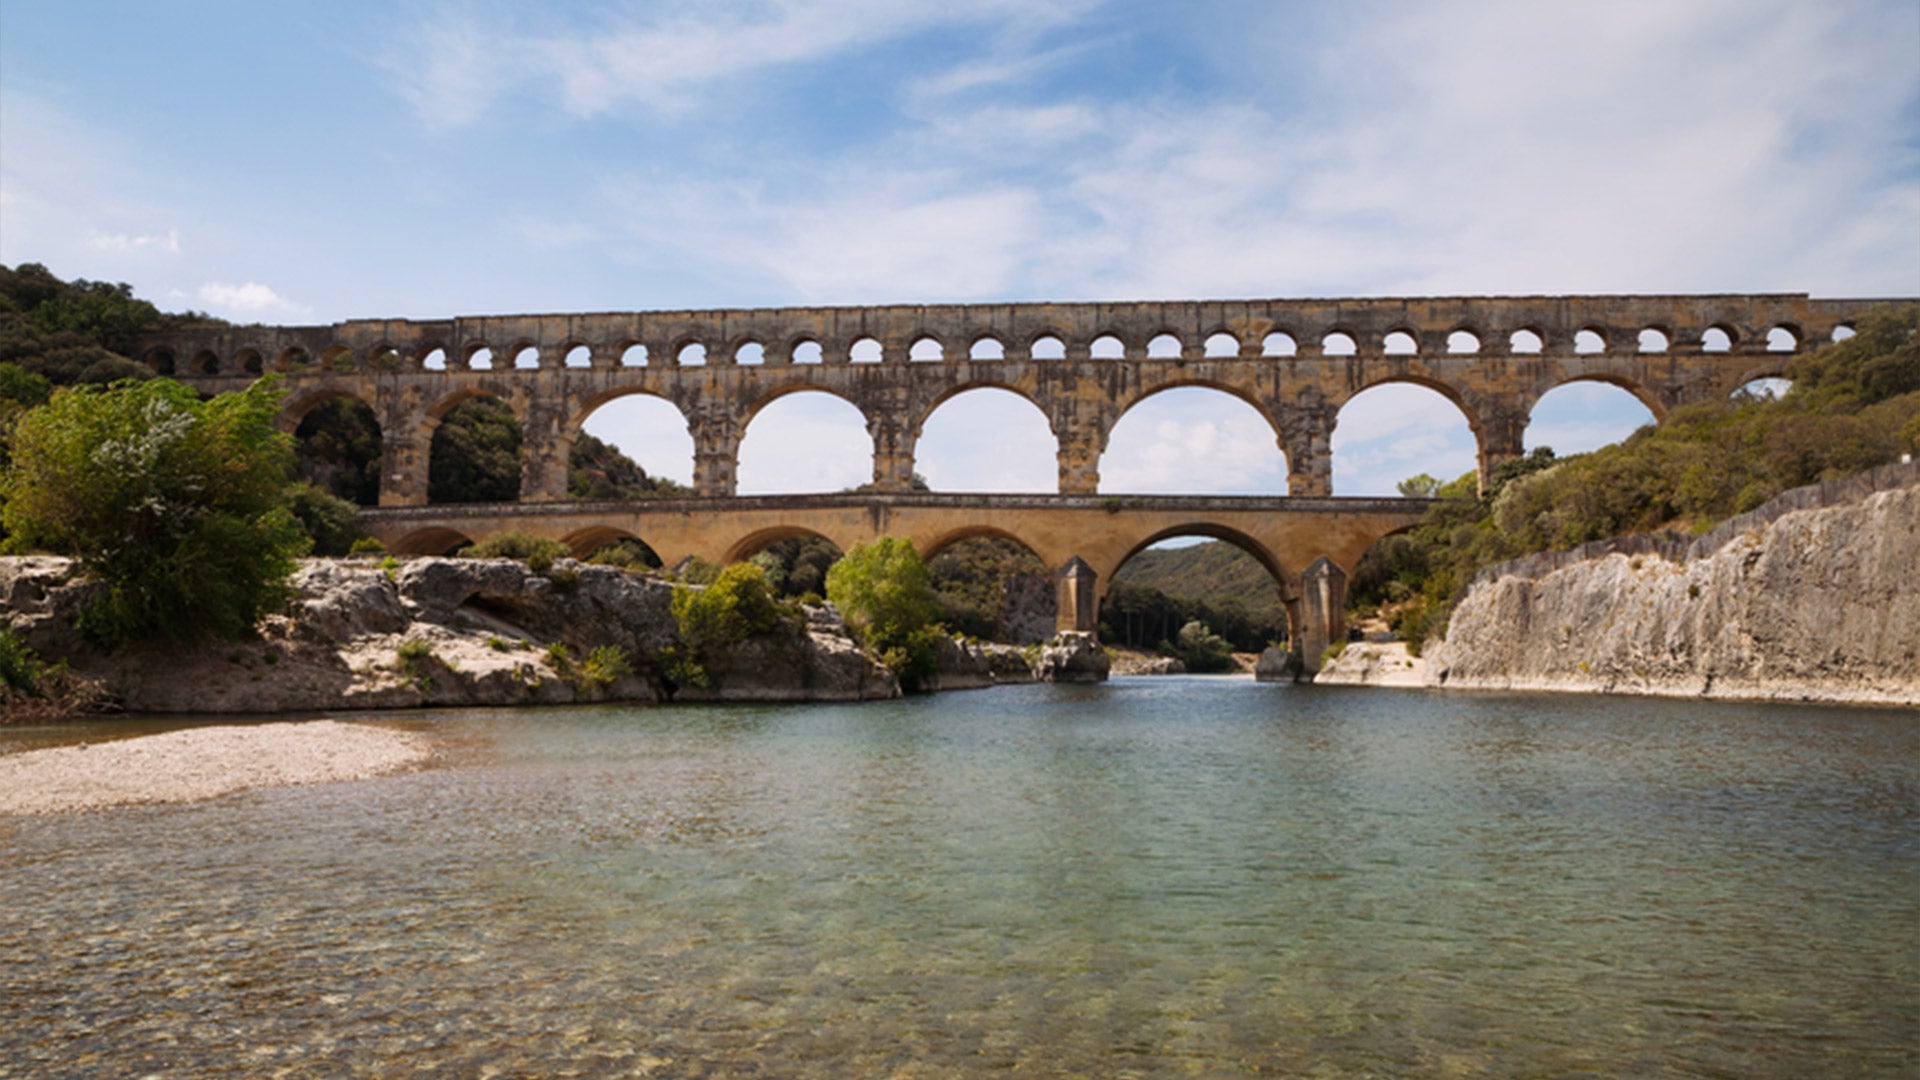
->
1422, 480, 1920, 706
0, 557, 1083, 716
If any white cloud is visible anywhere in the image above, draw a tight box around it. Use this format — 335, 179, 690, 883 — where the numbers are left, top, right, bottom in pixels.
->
197, 282, 313, 320
85, 230, 180, 255
1100, 389, 1288, 495
388, 0, 1099, 125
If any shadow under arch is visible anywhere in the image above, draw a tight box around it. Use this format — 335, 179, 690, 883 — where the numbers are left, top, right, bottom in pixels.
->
285, 388, 384, 507
723, 525, 853, 567
562, 526, 664, 568
387, 527, 474, 556
427, 390, 524, 505
919, 527, 1057, 644
280, 384, 378, 433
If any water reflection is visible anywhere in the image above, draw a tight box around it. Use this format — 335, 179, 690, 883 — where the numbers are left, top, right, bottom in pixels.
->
2, 681, 1916, 1076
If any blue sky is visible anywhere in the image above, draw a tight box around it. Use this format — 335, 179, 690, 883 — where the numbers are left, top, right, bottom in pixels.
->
4, 0, 1917, 497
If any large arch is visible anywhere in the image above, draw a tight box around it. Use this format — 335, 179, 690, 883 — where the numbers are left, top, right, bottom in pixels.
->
920, 530, 1056, 644
288, 390, 384, 506
737, 389, 873, 494
915, 387, 1056, 492
428, 393, 524, 504
1100, 385, 1288, 495
1332, 381, 1478, 495
723, 525, 857, 566
1100, 525, 1296, 658
571, 390, 696, 493
1525, 380, 1659, 456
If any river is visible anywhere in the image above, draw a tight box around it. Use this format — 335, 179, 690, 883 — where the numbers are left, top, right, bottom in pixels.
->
2, 678, 1915, 1077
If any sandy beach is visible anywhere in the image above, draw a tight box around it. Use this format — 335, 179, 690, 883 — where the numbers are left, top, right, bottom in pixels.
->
0, 720, 431, 815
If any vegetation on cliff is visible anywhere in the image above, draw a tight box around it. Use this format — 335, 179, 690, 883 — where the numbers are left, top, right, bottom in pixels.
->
1353, 303, 1920, 649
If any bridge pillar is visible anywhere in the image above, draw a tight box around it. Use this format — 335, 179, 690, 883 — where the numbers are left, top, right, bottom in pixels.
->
1474, 402, 1529, 494
1297, 556, 1347, 675
1056, 428, 1103, 495
518, 400, 572, 503
1056, 556, 1100, 633
868, 414, 918, 492
690, 412, 742, 496
1276, 404, 1337, 497
378, 421, 432, 507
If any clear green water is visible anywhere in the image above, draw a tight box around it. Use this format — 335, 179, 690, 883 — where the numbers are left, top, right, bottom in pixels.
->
2, 679, 1916, 1077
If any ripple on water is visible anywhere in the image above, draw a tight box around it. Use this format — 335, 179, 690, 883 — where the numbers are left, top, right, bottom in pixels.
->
1, 683, 1916, 1077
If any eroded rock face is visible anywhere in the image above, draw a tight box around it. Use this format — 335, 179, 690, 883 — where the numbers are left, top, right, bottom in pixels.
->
1, 557, 898, 713
1427, 486, 1920, 706
925, 636, 1040, 691
1035, 631, 1111, 683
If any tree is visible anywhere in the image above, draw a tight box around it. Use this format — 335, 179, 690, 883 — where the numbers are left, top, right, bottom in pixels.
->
294, 396, 382, 505
1396, 473, 1442, 498
826, 536, 943, 687
429, 397, 521, 503
2, 376, 308, 645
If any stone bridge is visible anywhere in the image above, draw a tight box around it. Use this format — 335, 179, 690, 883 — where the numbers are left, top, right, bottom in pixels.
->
142, 292, 1889, 670
355, 492, 1427, 668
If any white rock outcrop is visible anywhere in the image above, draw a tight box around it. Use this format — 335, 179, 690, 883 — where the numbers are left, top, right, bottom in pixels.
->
1426, 485, 1920, 706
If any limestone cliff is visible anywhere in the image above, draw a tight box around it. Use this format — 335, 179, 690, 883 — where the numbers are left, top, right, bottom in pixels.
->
1, 557, 899, 713
1426, 484, 1920, 706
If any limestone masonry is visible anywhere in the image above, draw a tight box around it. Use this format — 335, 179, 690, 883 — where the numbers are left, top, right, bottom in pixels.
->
141, 293, 1897, 673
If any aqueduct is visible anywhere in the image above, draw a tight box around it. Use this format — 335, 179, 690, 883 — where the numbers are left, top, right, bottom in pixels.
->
143, 292, 1889, 671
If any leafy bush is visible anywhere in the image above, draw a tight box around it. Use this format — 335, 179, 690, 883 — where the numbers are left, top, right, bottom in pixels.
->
0, 627, 44, 695
2, 376, 308, 646
584, 537, 663, 571
826, 537, 942, 689
575, 645, 632, 689
1173, 620, 1235, 672
350, 536, 387, 554
286, 481, 369, 556
669, 562, 789, 686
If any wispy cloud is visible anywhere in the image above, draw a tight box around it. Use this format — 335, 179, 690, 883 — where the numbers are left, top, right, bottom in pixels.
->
197, 282, 313, 320
86, 230, 180, 255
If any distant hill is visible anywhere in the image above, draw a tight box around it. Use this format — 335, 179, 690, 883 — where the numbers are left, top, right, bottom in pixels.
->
1114, 541, 1282, 615
1107, 541, 1286, 651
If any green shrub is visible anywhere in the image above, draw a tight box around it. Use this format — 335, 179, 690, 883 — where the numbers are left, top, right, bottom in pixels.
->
1, 376, 307, 646
286, 481, 369, 556
826, 537, 942, 689
576, 645, 632, 690
669, 562, 788, 686
1173, 620, 1235, 672
349, 536, 387, 555
676, 556, 722, 585
0, 628, 45, 695
392, 637, 436, 689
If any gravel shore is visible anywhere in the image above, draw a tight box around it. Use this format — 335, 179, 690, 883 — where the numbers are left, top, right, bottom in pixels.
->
0, 720, 431, 815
